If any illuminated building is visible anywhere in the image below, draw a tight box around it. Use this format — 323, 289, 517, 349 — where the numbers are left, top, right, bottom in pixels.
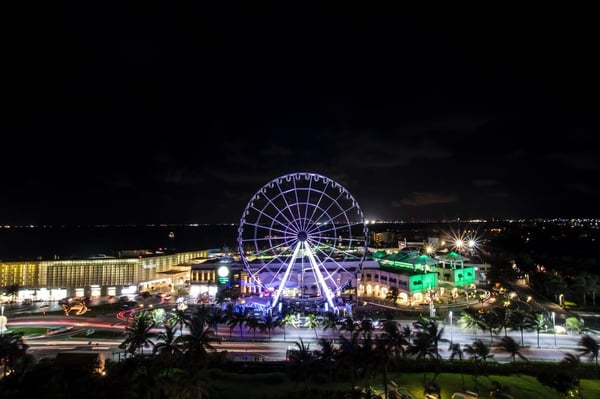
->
0, 250, 206, 302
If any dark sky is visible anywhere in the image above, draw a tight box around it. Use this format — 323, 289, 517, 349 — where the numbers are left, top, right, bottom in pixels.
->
4, 8, 599, 225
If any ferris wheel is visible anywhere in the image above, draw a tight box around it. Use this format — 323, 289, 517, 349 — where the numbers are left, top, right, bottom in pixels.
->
237, 172, 368, 312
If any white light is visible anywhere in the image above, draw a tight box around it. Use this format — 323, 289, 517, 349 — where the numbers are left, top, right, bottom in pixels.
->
217, 266, 229, 278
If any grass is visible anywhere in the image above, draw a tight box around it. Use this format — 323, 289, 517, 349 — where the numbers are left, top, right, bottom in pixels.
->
201, 368, 600, 399
4, 327, 48, 336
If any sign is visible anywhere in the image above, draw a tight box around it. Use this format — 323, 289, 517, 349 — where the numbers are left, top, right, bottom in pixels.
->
217, 265, 230, 284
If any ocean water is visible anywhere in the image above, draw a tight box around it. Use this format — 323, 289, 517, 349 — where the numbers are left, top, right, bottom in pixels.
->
0, 224, 240, 261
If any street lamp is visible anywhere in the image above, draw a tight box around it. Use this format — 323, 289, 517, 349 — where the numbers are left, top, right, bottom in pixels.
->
551, 311, 557, 348
449, 310, 453, 344
428, 289, 436, 318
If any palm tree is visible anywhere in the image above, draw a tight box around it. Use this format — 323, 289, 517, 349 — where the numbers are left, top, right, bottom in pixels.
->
321, 311, 339, 341
152, 322, 185, 374
463, 339, 493, 391
338, 316, 358, 337
577, 334, 599, 376
337, 330, 361, 389
492, 306, 511, 337
206, 306, 225, 337
180, 309, 220, 367
509, 308, 531, 346
401, 323, 413, 344
356, 324, 378, 397
385, 286, 399, 304
497, 335, 527, 363
527, 311, 548, 348
171, 308, 189, 336
458, 308, 487, 337
278, 313, 298, 342
448, 342, 466, 391
0, 330, 30, 378
374, 336, 392, 399
226, 305, 249, 338
259, 313, 278, 341
304, 313, 320, 340
380, 319, 408, 360
245, 315, 261, 341
572, 272, 600, 306
413, 316, 446, 359
406, 318, 442, 384
287, 338, 315, 392
480, 310, 500, 345
120, 310, 156, 356
314, 338, 338, 393
561, 352, 582, 379
2, 284, 20, 304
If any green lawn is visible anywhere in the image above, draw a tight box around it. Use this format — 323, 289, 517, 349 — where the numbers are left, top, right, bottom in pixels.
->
201, 368, 600, 399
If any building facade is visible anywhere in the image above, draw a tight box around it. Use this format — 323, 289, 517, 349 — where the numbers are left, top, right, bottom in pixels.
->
0, 250, 207, 302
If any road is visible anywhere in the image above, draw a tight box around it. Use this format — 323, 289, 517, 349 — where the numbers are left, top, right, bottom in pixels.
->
7, 311, 599, 364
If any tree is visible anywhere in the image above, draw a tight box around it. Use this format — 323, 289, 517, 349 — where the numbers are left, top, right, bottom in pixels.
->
119, 310, 156, 356
304, 313, 320, 340
385, 286, 399, 304
406, 318, 442, 384
380, 319, 408, 360
412, 316, 447, 360
287, 338, 315, 392
497, 335, 527, 364
152, 321, 185, 373
337, 330, 361, 389
572, 272, 600, 306
338, 316, 359, 336
480, 310, 500, 345
527, 311, 548, 348
245, 315, 261, 341
537, 371, 580, 399
463, 339, 493, 391
458, 308, 487, 337
492, 306, 511, 337
508, 308, 531, 346
171, 308, 190, 336
0, 330, 30, 378
321, 311, 339, 341
565, 317, 588, 334
448, 342, 466, 391
2, 284, 20, 303
225, 305, 249, 338
577, 334, 599, 376
206, 306, 225, 338
278, 313, 298, 342
180, 309, 219, 367
259, 313, 278, 341
314, 338, 338, 393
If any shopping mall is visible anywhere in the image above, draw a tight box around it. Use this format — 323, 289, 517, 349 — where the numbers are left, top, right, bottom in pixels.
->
1, 244, 487, 311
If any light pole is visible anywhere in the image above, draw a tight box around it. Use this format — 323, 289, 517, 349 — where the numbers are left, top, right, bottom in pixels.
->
449, 310, 453, 344
551, 311, 557, 348
1, 304, 6, 336
428, 289, 436, 318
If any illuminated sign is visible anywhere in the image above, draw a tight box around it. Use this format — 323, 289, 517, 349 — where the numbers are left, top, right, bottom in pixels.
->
217, 265, 230, 284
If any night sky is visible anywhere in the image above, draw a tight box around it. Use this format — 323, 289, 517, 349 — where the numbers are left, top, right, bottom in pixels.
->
4, 9, 599, 225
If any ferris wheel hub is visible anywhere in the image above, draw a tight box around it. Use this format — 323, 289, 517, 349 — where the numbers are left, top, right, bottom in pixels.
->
297, 231, 308, 242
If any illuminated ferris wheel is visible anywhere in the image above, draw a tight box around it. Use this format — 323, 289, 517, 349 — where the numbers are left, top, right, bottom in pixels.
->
237, 172, 368, 312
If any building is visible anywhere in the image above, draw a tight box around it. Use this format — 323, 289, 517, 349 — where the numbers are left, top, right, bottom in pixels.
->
0, 250, 206, 302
